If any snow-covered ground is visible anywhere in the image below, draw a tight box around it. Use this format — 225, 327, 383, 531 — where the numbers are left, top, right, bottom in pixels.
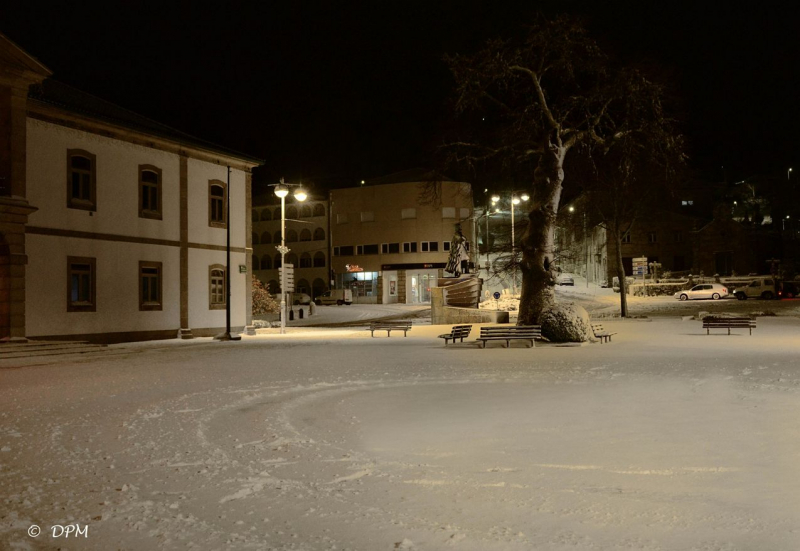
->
2, 296, 800, 549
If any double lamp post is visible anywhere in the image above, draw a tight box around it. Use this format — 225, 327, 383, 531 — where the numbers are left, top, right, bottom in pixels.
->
272, 179, 307, 334
490, 191, 529, 295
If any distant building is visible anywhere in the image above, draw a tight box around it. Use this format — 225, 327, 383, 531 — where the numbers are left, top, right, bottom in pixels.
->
0, 33, 262, 342
329, 170, 474, 304
251, 197, 329, 299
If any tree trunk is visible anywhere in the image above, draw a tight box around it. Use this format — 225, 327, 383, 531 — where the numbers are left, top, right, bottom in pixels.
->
517, 141, 566, 326
614, 233, 629, 317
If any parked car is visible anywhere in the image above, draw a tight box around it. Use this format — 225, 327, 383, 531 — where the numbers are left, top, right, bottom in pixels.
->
289, 292, 311, 305
780, 281, 800, 299
557, 275, 575, 286
314, 289, 353, 305
674, 283, 728, 301
732, 278, 778, 300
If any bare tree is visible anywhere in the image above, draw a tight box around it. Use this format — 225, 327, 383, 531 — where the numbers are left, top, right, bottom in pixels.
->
444, 15, 684, 334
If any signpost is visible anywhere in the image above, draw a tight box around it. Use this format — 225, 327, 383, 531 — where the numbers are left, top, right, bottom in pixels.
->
632, 256, 648, 296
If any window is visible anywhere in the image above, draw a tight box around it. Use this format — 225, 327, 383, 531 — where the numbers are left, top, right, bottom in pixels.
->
209, 265, 226, 309
443, 241, 450, 252
67, 257, 96, 312
442, 207, 456, 219
139, 261, 162, 311
648, 232, 657, 243
286, 229, 298, 242
252, 255, 260, 270
300, 205, 312, 218
139, 166, 162, 219
401, 208, 416, 219
67, 149, 96, 211
313, 252, 326, 267
356, 245, 363, 255
313, 227, 325, 241
340, 245, 354, 256
333, 246, 340, 256
622, 232, 631, 244
421, 241, 439, 252
261, 231, 272, 244
403, 242, 418, 253
363, 244, 379, 255
337, 213, 348, 224
381, 243, 400, 254
209, 180, 226, 228
460, 207, 470, 219
300, 253, 312, 268
261, 209, 272, 221
361, 211, 375, 222
313, 203, 325, 217
261, 255, 272, 270
252, 232, 259, 245
300, 229, 312, 242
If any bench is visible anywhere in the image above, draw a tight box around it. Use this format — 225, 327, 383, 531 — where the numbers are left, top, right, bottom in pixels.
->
592, 324, 617, 343
369, 321, 412, 337
476, 325, 542, 348
438, 324, 473, 345
702, 316, 755, 335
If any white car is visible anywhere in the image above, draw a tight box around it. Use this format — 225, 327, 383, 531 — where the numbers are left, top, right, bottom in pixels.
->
674, 283, 728, 301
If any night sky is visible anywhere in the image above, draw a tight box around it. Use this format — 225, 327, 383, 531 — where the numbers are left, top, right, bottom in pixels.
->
5, 1, 800, 196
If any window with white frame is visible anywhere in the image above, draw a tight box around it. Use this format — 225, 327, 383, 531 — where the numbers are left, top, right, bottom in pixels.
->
360, 211, 374, 222
442, 207, 456, 219
336, 213, 348, 224
403, 242, 418, 253
401, 208, 416, 219
421, 241, 439, 252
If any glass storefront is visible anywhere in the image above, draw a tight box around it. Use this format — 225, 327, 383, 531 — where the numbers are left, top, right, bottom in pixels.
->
407, 270, 436, 303
336, 271, 378, 303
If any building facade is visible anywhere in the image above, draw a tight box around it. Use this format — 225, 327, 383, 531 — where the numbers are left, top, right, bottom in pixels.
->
330, 173, 474, 304
0, 34, 261, 343
252, 197, 329, 299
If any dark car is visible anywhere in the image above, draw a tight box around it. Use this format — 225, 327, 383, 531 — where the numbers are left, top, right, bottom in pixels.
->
780, 281, 800, 299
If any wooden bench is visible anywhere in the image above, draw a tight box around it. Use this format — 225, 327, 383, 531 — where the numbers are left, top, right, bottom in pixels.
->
476, 325, 542, 348
438, 324, 473, 345
702, 316, 755, 335
369, 321, 412, 337
592, 324, 617, 343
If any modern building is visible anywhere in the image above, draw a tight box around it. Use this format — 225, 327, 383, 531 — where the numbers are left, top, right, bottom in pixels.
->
329, 171, 474, 304
0, 33, 262, 342
251, 196, 329, 299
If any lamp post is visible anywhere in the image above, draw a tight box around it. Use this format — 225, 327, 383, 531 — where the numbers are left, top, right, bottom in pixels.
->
491, 191, 529, 295
214, 166, 241, 341
788, 168, 793, 181
273, 178, 307, 335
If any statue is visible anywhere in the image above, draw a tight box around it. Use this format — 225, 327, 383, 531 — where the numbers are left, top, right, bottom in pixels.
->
445, 223, 470, 277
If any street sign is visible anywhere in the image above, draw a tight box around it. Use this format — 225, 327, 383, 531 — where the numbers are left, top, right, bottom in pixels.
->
279, 264, 295, 292
632, 256, 648, 276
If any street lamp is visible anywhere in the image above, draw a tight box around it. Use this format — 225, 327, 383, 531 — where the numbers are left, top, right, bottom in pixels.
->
273, 178, 308, 334
491, 191, 529, 295
789, 168, 793, 181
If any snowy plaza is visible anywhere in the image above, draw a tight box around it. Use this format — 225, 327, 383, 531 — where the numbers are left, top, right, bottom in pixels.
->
2, 290, 800, 550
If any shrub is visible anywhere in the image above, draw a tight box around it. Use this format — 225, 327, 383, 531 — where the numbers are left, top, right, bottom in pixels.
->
253, 278, 280, 315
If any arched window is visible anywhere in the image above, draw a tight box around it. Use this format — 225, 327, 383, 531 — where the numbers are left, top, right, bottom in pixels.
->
274, 254, 282, 269
267, 280, 280, 294
285, 206, 298, 219
300, 252, 312, 268
261, 255, 272, 270
300, 229, 312, 242
286, 229, 298, 242
261, 231, 272, 244
274, 231, 282, 243
139, 165, 162, 220
251, 209, 259, 223
252, 255, 259, 270
312, 278, 326, 298
67, 149, 96, 211
300, 205, 312, 218
313, 227, 326, 241
286, 253, 298, 266
313, 251, 326, 267
252, 232, 259, 245
313, 203, 325, 217
208, 180, 226, 228
297, 279, 310, 294
261, 209, 272, 221
274, 207, 281, 220
209, 265, 226, 308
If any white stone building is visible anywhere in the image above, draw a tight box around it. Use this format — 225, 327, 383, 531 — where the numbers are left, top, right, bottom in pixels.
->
0, 33, 261, 343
